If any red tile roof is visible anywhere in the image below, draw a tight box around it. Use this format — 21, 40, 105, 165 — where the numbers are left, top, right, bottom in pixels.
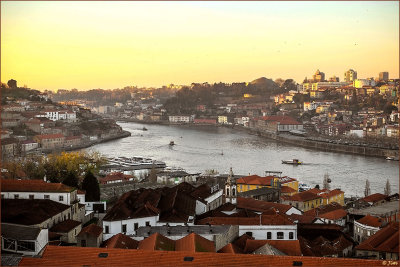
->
78, 224, 103, 238
1, 179, 76, 193
362, 193, 387, 203
101, 233, 139, 249
217, 243, 243, 254
138, 233, 175, 251
197, 213, 294, 226
244, 240, 302, 256
175, 233, 215, 253
19, 245, 387, 266
233, 234, 254, 250
304, 202, 343, 217
281, 186, 296, 193
318, 209, 347, 221
356, 222, 399, 253
49, 220, 81, 233
288, 191, 321, 202
306, 188, 344, 199
236, 175, 274, 186
356, 215, 385, 228
237, 197, 293, 214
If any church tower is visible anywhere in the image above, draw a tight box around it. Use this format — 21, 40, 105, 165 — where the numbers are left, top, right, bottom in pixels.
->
225, 167, 237, 204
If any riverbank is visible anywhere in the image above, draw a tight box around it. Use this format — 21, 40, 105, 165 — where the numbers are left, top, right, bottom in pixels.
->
116, 118, 398, 159
42, 130, 131, 154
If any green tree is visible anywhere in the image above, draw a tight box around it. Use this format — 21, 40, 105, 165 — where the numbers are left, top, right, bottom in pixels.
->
82, 170, 100, 201
62, 171, 79, 188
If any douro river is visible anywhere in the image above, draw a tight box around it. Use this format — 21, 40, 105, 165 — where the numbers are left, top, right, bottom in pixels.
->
86, 122, 399, 197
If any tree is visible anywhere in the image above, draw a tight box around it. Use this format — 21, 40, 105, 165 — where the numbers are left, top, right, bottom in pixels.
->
364, 179, 371, 197
384, 179, 391, 196
82, 170, 100, 201
62, 171, 79, 188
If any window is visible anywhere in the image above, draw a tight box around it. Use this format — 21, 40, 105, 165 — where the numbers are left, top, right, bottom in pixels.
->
81, 240, 86, 247
134, 223, 139, 230
122, 224, 127, 233
17, 241, 35, 252
146, 221, 150, 227
1, 194, 4, 199
232, 188, 236, 196
3, 239, 15, 250
14, 194, 19, 199
59, 196, 64, 201
367, 230, 371, 236
245, 232, 253, 237
247, 185, 250, 190
74, 229, 77, 235
267, 232, 272, 239
277, 232, 284, 239
29, 194, 34, 199
44, 195, 50, 199
226, 188, 229, 196
289, 232, 294, 240
105, 226, 109, 234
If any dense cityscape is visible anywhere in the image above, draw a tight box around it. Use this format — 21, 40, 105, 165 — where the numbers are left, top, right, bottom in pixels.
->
1, 1, 399, 266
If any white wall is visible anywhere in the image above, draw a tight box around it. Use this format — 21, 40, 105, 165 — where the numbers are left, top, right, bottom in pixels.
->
239, 225, 297, 240
1, 191, 72, 206
103, 215, 159, 241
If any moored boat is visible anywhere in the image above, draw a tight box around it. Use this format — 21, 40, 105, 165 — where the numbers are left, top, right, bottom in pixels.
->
169, 141, 175, 146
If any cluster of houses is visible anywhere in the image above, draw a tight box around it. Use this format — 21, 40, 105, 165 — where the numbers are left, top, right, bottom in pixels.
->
1, 97, 125, 159
2, 168, 398, 265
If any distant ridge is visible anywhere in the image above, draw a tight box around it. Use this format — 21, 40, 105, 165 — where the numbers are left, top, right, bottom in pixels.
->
249, 77, 279, 91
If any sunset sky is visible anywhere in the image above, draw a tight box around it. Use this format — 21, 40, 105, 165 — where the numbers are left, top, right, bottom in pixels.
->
1, 1, 399, 91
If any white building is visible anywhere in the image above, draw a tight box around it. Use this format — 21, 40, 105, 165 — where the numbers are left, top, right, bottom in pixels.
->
1, 223, 48, 256
354, 215, 383, 243
1, 179, 78, 206
41, 110, 77, 122
168, 115, 194, 123
353, 79, 376, 88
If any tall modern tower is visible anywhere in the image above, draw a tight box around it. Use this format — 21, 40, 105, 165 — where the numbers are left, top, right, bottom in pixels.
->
379, 72, 389, 81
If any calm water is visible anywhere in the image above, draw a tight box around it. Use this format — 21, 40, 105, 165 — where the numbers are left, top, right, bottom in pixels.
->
86, 122, 399, 197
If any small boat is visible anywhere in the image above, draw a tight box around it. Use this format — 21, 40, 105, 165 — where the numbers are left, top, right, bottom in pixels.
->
142, 127, 148, 131
386, 156, 394, 160
169, 141, 175, 146
221, 150, 224, 156
282, 159, 302, 165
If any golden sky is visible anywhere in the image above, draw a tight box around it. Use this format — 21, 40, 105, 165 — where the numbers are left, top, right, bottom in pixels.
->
1, 1, 399, 91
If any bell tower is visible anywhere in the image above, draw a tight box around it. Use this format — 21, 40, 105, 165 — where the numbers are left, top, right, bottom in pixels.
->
225, 167, 237, 204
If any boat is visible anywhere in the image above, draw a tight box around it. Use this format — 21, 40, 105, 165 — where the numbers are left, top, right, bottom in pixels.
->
221, 150, 224, 156
386, 156, 394, 160
281, 159, 302, 165
142, 127, 148, 131
169, 141, 175, 146
299, 183, 311, 192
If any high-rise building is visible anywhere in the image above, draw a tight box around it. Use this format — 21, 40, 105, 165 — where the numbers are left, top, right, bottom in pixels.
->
312, 69, 325, 82
7, 79, 17, 88
344, 69, 357, 83
379, 72, 389, 81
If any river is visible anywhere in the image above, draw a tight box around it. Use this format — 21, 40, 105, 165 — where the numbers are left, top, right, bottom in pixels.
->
85, 122, 399, 198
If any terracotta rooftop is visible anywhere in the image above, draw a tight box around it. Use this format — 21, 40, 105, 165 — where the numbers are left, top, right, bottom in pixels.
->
138, 233, 175, 251
288, 191, 321, 202
197, 213, 294, 226
101, 233, 139, 249
19, 245, 387, 266
318, 209, 347, 221
237, 197, 293, 214
244, 240, 302, 256
356, 215, 385, 228
356, 222, 399, 253
232, 234, 255, 250
1, 199, 70, 225
175, 233, 215, 253
78, 224, 103, 238
217, 243, 243, 254
304, 202, 343, 217
236, 175, 274, 186
307, 188, 344, 199
281, 186, 297, 193
50, 220, 81, 233
362, 193, 387, 203
1, 179, 76, 193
